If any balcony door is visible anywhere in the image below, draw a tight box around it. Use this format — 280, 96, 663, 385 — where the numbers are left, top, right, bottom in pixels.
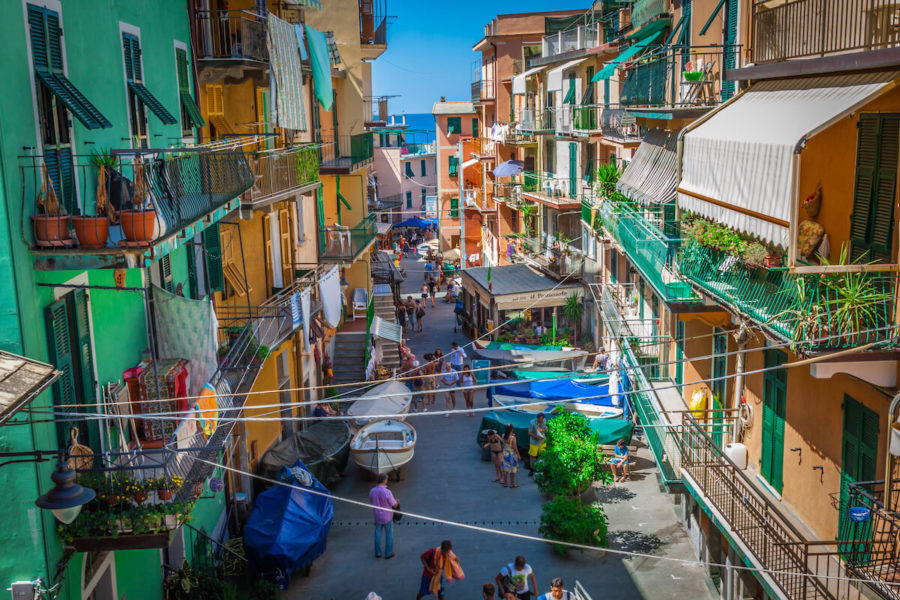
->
711, 329, 728, 448
838, 395, 879, 558
761, 349, 787, 492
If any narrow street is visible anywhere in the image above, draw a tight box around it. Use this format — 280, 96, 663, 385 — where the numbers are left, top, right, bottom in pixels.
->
287, 255, 715, 600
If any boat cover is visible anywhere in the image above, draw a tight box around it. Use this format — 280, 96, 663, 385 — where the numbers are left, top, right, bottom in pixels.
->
244, 460, 334, 589
477, 410, 633, 447
258, 420, 351, 488
488, 378, 621, 406
509, 370, 607, 382
473, 347, 588, 364
346, 380, 411, 423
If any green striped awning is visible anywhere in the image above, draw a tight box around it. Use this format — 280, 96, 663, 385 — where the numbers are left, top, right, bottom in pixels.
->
180, 91, 206, 128
35, 71, 111, 129
592, 34, 660, 82
285, 0, 322, 8
128, 82, 177, 124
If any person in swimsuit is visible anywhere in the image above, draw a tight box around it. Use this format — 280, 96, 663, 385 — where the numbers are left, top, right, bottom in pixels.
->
483, 429, 503, 482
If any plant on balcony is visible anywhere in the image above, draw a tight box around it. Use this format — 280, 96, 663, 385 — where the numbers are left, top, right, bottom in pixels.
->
33, 162, 72, 246
819, 248, 892, 346
593, 162, 622, 200
683, 216, 781, 270
72, 150, 117, 249
296, 147, 320, 185
164, 561, 224, 600
119, 157, 158, 244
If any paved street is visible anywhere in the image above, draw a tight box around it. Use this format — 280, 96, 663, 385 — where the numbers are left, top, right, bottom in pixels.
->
287, 254, 715, 600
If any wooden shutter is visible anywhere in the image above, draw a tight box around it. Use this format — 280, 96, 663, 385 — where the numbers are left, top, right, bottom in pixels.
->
850, 114, 899, 261
44, 147, 75, 214
280, 209, 293, 286
406, 191, 412, 208
263, 215, 273, 291
176, 49, 190, 92
450, 197, 459, 218
45, 298, 77, 446
203, 223, 224, 292
207, 84, 225, 115
872, 116, 899, 255
159, 254, 174, 293
186, 241, 200, 299
472, 118, 479, 137
420, 159, 426, 177
72, 290, 95, 411
421, 187, 427, 206
405, 162, 414, 178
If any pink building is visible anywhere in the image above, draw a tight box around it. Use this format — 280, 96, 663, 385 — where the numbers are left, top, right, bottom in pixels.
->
372, 120, 436, 224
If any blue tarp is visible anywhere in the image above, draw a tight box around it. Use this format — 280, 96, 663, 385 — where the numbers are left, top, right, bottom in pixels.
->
395, 217, 437, 229
478, 411, 634, 447
489, 379, 619, 406
244, 460, 334, 589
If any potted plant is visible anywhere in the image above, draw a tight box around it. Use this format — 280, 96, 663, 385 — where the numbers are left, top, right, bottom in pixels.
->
73, 150, 117, 248
156, 475, 183, 501
524, 328, 538, 344
119, 157, 158, 244
32, 163, 72, 246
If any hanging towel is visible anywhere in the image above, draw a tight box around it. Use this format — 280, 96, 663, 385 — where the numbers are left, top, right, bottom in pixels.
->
305, 25, 333, 111
429, 548, 464, 595
151, 285, 218, 397
319, 266, 342, 327
267, 13, 307, 131
294, 23, 309, 60
301, 287, 312, 351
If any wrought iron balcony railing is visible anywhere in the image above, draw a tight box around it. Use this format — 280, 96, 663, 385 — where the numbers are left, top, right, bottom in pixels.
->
319, 213, 377, 262
678, 243, 900, 351
601, 107, 647, 142
243, 146, 319, 206
840, 479, 900, 600
360, 0, 389, 45
751, 0, 900, 64
518, 171, 589, 205
516, 107, 556, 133
318, 132, 374, 173
630, 0, 670, 31
194, 10, 269, 63
508, 234, 584, 280
556, 104, 604, 136
541, 23, 600, 59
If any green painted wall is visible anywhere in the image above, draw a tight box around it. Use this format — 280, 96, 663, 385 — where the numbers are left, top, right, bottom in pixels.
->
0, 2, 214, 599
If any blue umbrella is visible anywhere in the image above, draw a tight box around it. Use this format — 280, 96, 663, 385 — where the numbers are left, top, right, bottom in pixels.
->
492, 160, 524, 178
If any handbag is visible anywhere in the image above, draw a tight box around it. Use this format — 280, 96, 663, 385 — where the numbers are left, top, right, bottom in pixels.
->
392, 501, 403, 523
500, 565, 517, 594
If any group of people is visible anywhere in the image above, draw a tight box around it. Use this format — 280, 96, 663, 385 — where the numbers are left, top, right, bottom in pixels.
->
396, 295, 428, 333
482, 413, 548, 489
406, 342, 478, 416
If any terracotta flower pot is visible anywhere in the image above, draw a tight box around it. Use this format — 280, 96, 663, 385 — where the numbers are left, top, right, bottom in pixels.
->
157, 488, 173, 502
32, 215, 71, 245
120, 209, 157, 243
133, 492, 148, 504
72, 215, 109, 249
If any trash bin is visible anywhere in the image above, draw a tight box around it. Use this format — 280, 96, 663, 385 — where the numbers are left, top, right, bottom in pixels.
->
480, 429, 493, 462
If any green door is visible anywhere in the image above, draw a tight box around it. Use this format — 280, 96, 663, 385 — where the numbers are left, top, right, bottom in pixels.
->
568, 142, 578, 199
711, 329, 728, 448
675, 320, 685, 390
838, 395, 879, 557
761, 349, 787, 492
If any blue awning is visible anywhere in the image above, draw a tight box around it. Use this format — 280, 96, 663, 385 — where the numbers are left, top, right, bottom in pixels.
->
592, 35, 660, 82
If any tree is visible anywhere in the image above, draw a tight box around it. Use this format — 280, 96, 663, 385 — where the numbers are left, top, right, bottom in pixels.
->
563, 292, 584, 345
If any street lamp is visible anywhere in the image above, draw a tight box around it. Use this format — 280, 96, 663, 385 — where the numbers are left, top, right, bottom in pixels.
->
35, 460, 96, 524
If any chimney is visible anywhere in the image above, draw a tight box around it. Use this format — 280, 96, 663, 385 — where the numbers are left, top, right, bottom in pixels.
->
440, 96, 446, 102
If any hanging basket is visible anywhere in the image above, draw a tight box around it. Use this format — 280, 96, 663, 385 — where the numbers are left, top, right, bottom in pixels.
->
67, 427, 93, 471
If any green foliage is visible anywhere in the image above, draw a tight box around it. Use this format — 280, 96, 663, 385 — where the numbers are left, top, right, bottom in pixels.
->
534, 412, 605, 497
57, 498, 194, 543
594, 161, 621, 199
539, 496, 608, 554
296, 146, 320, 185
164, 561, 224, 600
683, 216, 778, 268
90, 148, 118, 168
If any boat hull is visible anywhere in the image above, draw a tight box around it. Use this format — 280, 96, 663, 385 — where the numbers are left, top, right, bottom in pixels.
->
350, 419, 417, 475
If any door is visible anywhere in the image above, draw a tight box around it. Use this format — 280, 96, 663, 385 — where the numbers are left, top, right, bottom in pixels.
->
568, 142, 578, 198
838, 395, 879, 557
711, 330, 728, 448
761, 349, 787, 492
675, 320, 685, 390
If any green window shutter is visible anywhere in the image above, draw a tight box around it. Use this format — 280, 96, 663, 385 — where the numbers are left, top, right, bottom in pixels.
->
449, 155, 458, 177
72, 290, 95, 412
203, 224, 224, 292
176, 49, 190, 92
420, 159, 426, 177
721, 0, 738, 100
123, 34, 137, 82
421, 188, 427, 206
564, 75, 576, 105
28, 6, 50, 71
186, 242, 200, 299
159, 254, 174, 293
129, 82, 177, 125
761, 349, 787, 492
43, 147, 75, 214
568, 142, 577, 198
850, 114, 899, 261
872, 116, 899, 256
45, 298, 77, 447
450, 197, 459, 218
406, 191, 412, 209
405, 162, 414, 178
447, 117, 461, 134
472, 118, 479, 137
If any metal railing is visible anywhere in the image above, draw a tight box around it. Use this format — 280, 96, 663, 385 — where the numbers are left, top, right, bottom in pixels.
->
556, 104, 604, 136
598, 201, 697, 303
364, 95, 393, 124
400, 143, 436, 156
601, 107, 647, 142
360, 0, 389, 45
471, 79, 496, 102
752, 0, 900, 64
319, 213, 377, 261
371, 193, 403, 211
24, 149, 254, 251
509, 234, 584, 279
678, 243, 899, 350
194, 10, 269, 63
516, 107, 556, 132
620, 45, 742, 108
318, 131, 374, 171
631, 0, 670, 31
840, 479, 900, 600
243, 146, 319, 204
541, 23, 600, 58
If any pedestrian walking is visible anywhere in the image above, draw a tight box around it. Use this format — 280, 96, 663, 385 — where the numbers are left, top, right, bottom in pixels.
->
369, 474, 399, 559
396, 299, 407, 329
405, 296, 417, 331
422, 353, 437, 406
439, 362, 459, 417
415, 300, 426, 332
527, 413, 548, 476
411, 363, 426, 411
483, 429, 503, 482
424, 260, 434, 281
449, 341, 467, 374
415, 540, 463, 600
427, 277, 437, 306
500, 424, 520, 488
536, 577, 574, 600
433, 347, 444, 370
496, 556, 537, 600
403, 239, 410, 257
483, 582, 497, 600
421, 280, 430, 305
461, 364, 476, 416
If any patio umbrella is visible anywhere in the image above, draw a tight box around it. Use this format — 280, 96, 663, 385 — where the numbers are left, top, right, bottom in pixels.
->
492, 160, 524, 178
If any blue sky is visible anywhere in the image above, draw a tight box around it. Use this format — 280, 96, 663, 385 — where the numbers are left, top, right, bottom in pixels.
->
372, 0, 589, 114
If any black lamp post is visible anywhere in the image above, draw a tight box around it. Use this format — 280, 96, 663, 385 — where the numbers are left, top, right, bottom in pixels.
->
34, 460, 96, 524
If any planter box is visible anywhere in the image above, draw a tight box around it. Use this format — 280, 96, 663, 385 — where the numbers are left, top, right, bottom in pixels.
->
71, 532, 171, 552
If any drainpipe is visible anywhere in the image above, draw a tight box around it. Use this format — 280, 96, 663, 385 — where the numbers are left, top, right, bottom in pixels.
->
732, 322, 750, 444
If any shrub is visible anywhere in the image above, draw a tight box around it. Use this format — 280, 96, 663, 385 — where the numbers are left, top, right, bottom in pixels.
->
539, 496, 608, 554
534, 412, 607, 497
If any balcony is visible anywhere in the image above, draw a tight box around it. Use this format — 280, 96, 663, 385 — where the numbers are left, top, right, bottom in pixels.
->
678, 243, 899, 351
630, 0, 671, 32
620, 46, 742, 111
471, 79, 496, 104
516, 107, 556, 133
841, 479, 900, 600
464, 188, 496, 213
508, 234, 584, 280
364, 95, 395, 128
401, 142, 436, 157
556, 105, 604, 137
360, 0, 391, 58
318, 132, 374, 174
25, 149, 254, 271
601, 107, 646, 143
536, 23, 601, 63
371, 193, 403, 212
598, 201, 698, 303
519, 171, 584, 208
194, 10, 269, 66
319, 213, 377, 263
242, 146, 320, 210
752, 0, 900, 65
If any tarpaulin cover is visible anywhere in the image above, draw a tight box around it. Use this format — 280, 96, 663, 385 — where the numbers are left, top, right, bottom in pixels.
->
487, 342, 565, 351
395, 217, 437, 229
305, 25, 333, 111
477, 411, 633, 448
510, 370, 607, 382
488, 379, 620, 407
244, 460, 333, 589
258, 420, 351, 488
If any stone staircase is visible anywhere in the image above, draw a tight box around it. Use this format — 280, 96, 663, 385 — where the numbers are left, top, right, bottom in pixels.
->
372, 284, 401, 371
331, 332, 367, 386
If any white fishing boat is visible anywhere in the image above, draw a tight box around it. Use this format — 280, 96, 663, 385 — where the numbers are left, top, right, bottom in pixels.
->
492, 394, 624, 419
345, 380, 411, 429
350, 419, 417, 476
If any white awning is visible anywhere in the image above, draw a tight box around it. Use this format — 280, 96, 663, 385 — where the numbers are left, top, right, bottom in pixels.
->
547, 57, 589, 92
617, 129, 678, 206
512, 65, 546, 96
678, 72, 900, 246
370, 316, 403, 343
376, 222, 392, 235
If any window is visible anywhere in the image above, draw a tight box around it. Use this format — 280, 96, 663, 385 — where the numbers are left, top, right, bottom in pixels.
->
420, 159, 426, 177
405, 161, 414, 178
421, 188, 427, 206
449, 197, 459, 218
175, 47, 204, 136
472, 118, 479, 137
205, 84, 232, 138
122, 32, 177, 148
850, 114, 899, 262
406, 191, 412, 209
203, 224, 224, 293
448, 155, 458, 177
447, 117, 461, 135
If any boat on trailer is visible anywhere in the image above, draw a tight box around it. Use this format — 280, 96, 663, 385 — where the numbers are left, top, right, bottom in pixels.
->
350, 419, 417, 476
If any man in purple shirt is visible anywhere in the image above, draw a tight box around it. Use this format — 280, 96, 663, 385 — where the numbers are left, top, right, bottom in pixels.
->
369, 473, 399, 558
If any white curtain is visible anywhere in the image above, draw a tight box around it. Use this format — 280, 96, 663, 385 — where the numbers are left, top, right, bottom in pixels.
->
319, 266, 342, 327
300, 287, 311, 351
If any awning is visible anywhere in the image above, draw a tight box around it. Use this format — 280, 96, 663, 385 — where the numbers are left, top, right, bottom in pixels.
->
512, 65, 545, 96
128, 82, 177, 124
0, 351, 58, 427
371, 316, 403, 343
548, 58, 588, 93
617, 129, 678, 205
305, 25, 333, 110
267, 14, 307, 131
34, 71, 111, 130
376, 222, 392, 235
593, 36, 659, 82
678, 72, 900, 246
